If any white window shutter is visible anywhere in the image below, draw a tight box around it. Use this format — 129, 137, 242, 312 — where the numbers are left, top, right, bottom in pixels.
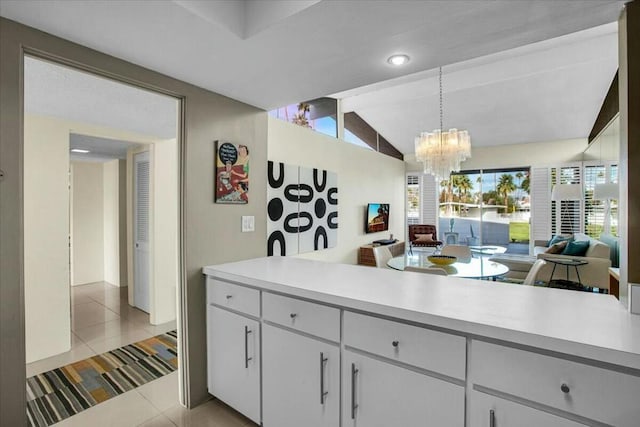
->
421, 174, 438, 226
407, 175, 420, 225
530, 167, 550, 241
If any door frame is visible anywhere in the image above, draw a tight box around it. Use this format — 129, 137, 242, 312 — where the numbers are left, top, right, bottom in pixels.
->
20, 48, 188, 405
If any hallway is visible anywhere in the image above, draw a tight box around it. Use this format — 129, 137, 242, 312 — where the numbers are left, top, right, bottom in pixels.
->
27, 282, 174, 378
26, 282, 255, 427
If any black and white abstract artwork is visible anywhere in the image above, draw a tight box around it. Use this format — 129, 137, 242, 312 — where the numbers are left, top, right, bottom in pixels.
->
267, 161, 338, 256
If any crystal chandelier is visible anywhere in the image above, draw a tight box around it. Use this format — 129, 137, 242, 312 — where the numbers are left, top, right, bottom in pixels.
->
415, 67, 471, 180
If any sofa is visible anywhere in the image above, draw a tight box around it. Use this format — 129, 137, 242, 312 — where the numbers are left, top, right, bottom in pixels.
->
533, 233, 611, 290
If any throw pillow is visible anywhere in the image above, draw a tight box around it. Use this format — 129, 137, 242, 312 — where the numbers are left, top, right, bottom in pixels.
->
562, 240, 590, 256
547, 235, 571, 247
414, 233, 434, 243
545, 240, 569, 254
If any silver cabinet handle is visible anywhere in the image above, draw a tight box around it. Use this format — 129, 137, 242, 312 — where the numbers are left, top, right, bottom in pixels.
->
320, 352, 328, 404
351, 363, 359, 419
489, 409, 495, 427
561, 383, 570, 394
225, 294, 233, 299
290, 313, 297, 319
244, 326, 252, 368
392, 340, 399, 348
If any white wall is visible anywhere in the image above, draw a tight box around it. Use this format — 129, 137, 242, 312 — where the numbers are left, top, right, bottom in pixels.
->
103, 159, 120, 286
405, 138, 587, 172
151, 139, 178, 324
268, 117, 406, 264
24, 114, 71, 363
72, 161, 105, 285
24, 113, 159, 362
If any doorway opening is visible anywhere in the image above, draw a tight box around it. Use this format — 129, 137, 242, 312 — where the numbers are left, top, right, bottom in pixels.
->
23, 54, 184, 422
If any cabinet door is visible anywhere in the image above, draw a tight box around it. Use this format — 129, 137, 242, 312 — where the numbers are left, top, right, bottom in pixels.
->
343, 350, 464, 427
207, 306, 260, 424
262, 324, 339, 427
469, 390, 587, 427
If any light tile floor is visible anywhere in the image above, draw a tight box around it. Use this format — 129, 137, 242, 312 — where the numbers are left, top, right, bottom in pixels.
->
27, 282, 257, 427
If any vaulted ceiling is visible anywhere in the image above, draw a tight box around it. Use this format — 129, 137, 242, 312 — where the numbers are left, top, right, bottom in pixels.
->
1, 0, 626, 153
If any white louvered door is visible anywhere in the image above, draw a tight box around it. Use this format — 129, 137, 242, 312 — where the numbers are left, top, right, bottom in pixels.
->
134, 151, 151, 313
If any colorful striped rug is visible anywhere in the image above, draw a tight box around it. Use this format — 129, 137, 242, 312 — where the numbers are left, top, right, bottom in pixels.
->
26, 330, 178, 427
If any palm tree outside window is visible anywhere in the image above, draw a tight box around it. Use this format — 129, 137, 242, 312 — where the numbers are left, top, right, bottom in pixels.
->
439, 167, 530, 253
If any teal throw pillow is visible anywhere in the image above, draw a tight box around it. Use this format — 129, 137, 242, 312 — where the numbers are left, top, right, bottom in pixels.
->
548, 235, 571, 247
562, 240, 590, 256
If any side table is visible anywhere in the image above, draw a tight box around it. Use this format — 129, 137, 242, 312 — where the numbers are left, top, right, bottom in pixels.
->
547, 258, 588, 287
358, 241, 405, 267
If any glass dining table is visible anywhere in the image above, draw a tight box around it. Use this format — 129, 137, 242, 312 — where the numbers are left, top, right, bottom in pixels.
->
387, 253, 509, 280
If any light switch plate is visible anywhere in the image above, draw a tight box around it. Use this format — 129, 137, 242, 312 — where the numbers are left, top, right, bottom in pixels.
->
242, 215, 255, 232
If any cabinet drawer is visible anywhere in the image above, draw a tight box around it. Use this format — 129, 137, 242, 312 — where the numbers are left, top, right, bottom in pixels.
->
207, 277, 260, 317
469, 390, 586, 427
262, 293, 340, 342
344, 311, 466, 380
470, 340, 640, 427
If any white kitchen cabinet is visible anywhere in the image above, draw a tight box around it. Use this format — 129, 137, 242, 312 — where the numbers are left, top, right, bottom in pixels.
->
469, 390, 587, 427
343, 349, 465, 427
470, 340, 640, 427
262, 323, 339, 427
206, 305, 260, 424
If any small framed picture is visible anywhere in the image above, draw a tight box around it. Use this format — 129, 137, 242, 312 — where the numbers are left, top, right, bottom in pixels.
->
214, 141, 249, 204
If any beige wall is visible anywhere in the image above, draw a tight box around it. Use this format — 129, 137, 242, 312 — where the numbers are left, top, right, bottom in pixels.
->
405, 138, 587, 172
151, 139, 179, 325
118, 160, 128, 287
2, 18, 269, 416
5, 17, 268, 423
103, 159, 120, 286
72, 161, 105, 285
268, 117, 406, 264
23, 114, 71, 363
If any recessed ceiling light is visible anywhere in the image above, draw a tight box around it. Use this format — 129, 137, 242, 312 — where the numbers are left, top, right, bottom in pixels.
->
71, 148, 90, 153
387, 54, 410, 66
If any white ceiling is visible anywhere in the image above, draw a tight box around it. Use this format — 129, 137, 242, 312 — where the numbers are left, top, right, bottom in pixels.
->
2, 0, 626, 153
337, 23, 619, 151
24, 56, 178, 139
69, 133, 142, 163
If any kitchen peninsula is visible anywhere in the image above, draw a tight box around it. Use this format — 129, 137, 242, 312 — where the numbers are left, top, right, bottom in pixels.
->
203, 256, 640, 427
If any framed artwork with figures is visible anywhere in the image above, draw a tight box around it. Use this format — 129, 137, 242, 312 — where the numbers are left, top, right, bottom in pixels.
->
215, 141, 249, 204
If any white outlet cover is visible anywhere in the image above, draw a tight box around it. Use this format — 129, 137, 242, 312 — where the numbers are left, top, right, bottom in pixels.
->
242, 215, 255, 232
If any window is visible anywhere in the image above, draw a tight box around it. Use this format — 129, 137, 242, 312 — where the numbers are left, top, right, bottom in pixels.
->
343, 112, 402, 160
550, 165, 581, 236
407, 175, 420, 225
584, 163, 618, 238
439, 168, 530, 247
269, 98, 337, 138
584, 165, 606, 238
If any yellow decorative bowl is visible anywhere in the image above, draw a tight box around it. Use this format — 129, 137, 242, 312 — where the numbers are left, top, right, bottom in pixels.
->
427, 255, 457, 266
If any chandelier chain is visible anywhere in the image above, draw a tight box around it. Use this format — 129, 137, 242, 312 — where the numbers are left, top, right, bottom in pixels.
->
439, 66, 443, 131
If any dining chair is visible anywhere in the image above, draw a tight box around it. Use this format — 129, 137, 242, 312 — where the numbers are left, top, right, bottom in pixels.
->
372, 245, 393, 268
522, 259, 547, 286
441, 245, 472, 262
404, 266, 448, 276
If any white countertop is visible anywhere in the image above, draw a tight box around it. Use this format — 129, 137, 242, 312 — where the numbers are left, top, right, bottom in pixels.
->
204, 257, 640, 370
